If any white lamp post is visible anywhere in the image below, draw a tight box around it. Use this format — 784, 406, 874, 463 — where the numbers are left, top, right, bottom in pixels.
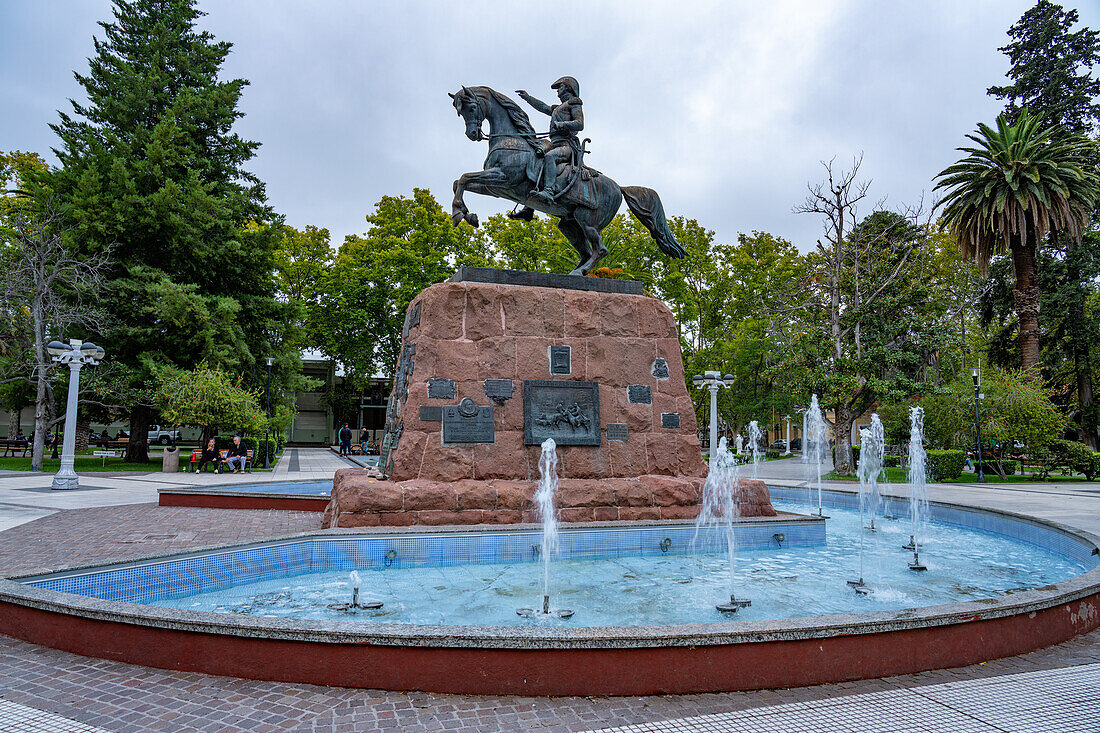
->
46, 338, 105, 491
783, 414, 792, 455
691, 371, 734, 467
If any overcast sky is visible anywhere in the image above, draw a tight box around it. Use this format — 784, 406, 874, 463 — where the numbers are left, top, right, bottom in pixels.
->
3, 1, 1099, 252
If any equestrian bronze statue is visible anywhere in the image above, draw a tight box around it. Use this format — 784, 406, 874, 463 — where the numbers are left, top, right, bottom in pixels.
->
449, 81, 686, 276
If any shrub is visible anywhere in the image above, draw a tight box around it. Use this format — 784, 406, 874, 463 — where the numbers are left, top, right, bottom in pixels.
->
884, 455, 900, 468
1048, 439, 1093, 476
214, 435, 277, 464
765, 450, 780, 460
1091, 453, 1100, 482
995, 458, 1020, 477
926, 449, 965, 480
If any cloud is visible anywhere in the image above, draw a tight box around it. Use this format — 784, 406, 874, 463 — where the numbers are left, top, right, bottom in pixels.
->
3, 0, 1096, 254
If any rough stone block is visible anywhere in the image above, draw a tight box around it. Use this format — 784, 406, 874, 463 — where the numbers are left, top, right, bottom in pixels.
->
557, 479, 615, 508
417, 509, 485, 526
618, 507, 661, 521
463, 284, 504, 340
637, 298, 677, 339
483, 510, 522, 524
609, 439, 649, 478
472, 431, 527, 478
453, 479, 497, 510
647, 476, 697, 507
402, 481, 457, 511
379, 512, 417, 526
558, 507, 594, 523
502, 286, 565, 337
419, 285, 465, 340
593, 506, 619, 521
564, 290, 601, 337
475, 337, 518, 379
737, 478, 779, 517
600, 293, 639, 337
660, 505, 701, 520
611, 478, 652, 507
419, 440, 475, 483
494, 480, 536, 510
336, 512, 382, 528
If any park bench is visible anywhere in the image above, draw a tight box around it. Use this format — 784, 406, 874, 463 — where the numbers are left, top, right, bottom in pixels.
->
0, 439, 30, 458
187, 448, 254, 472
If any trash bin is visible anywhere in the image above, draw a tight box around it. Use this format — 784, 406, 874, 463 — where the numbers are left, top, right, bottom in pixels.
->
162, 445, 180, 473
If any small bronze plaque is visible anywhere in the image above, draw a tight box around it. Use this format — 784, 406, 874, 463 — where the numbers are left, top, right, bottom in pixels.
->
427, 378, 455, 400
627, 385, 652, 404
523, 380, 601, 446
549, 345, 571, 375
484, 378, 515, 401
419, 406, 442, 421
606, 423, 629, 442
442, 398, 495, 443
661, 412, 681, 429
652, 358, 669, 380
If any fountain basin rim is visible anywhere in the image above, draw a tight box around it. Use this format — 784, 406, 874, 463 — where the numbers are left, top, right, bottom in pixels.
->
2, 505, 1097, 651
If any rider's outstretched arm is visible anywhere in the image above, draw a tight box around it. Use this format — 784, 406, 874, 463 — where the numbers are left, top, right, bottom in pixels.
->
516, 90, 553, 116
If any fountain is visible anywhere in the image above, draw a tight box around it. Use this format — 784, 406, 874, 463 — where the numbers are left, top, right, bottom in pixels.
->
857, 414, 886, 531
695, 437, 752, 612
747, 420, 763, 479
848, 414, 886, 595
906, 406, 929, 571
518, 439, 574, 619
327, 570, 383, 611
806, 394, 829, 518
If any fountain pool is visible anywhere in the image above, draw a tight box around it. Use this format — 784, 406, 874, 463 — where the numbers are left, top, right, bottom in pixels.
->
2, 485, 1099, 695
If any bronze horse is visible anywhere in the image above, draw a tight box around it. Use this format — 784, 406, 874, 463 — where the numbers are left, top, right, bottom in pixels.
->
449, 86, 685, 275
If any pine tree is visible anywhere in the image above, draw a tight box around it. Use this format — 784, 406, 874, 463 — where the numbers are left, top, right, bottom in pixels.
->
32, 0, 284, 461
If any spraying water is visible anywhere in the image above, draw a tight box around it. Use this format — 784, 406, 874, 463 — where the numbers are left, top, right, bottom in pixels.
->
517, 439, 574, 618
328, 569, 382, 611
906, 406, 929, 571
694, 437, 751, 612
747, 420, 763, 479
806, 395, 828, 517
857, 414, 886, 531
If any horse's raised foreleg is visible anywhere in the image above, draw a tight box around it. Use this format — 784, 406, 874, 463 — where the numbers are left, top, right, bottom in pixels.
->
452, 168, 508, 227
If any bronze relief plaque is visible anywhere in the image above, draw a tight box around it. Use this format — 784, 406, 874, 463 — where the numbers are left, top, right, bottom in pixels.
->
523, 380, 601, 446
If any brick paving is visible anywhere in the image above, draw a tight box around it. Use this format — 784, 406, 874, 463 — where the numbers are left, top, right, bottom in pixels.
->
0, 496, 1097, 730
0, 503, 320, 577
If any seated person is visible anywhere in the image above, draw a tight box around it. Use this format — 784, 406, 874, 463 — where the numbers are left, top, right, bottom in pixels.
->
13, 429, 26, 442
195, 438, 223, 473
115, 429, 128, 439
224, 436, 248, 473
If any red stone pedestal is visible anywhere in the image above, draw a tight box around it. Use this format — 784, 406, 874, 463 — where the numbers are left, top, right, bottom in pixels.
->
324, 274, 776, 527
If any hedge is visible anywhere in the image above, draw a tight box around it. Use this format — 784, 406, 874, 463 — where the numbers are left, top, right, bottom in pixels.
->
993, 458, 1019, 477
884, 455, 900, 468
214, 435, 279, 462
765, 450, 780, 460
926, 449, 965, 481
1091, 453, 1100, 482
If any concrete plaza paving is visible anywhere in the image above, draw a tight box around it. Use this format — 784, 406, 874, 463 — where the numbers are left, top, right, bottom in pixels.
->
0, 453, 1097, 731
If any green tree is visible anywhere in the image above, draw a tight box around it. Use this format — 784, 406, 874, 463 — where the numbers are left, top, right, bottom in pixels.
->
935, 111, 1100, 374
155, 362, 266, 440
318, 189, 481, 383
29, 0, 286, 461
987, 1, 1100, 447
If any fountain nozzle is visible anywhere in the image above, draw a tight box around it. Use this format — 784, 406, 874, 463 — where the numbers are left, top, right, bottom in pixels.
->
847, 578, 871, 595
908, 551, 927, 571
716, 594, 752, 612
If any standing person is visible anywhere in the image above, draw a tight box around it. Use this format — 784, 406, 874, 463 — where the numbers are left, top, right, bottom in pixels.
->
196, 438, 222, 473
225, 436, 248, 473
338, 423, 352, 457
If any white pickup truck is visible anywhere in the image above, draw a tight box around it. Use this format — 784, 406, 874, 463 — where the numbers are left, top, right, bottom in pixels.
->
147, 425, 182, 445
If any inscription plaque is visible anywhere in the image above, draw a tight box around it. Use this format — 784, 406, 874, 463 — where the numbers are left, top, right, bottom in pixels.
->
549, 345, 571, 375
442, 398, 495, 443
606, 423, 629, 442
419, 405, 442, 421
627, 385, 652, 404
427, 378, 455, 400
523, 380, 601, 446
484, 378, 515, 401
661, 412, 681, 429
652, 358, 669, 380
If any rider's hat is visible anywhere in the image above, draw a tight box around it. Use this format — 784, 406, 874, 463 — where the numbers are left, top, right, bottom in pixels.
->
551, 76, 580, 97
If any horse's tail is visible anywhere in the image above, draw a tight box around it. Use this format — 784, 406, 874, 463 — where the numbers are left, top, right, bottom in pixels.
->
621, 186, 686, 259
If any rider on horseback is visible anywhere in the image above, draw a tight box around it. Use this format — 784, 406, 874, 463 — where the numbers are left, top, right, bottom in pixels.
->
516, 77, 584, 205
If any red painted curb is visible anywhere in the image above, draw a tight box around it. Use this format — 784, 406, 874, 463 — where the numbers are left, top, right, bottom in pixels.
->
158, 492, 329, 512
2, 592, 1097, 695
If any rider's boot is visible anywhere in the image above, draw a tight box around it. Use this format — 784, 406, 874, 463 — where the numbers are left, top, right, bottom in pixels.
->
508, 207, 536, 221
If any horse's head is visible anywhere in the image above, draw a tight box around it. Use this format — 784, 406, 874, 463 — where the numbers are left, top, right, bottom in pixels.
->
449, 86, 484, 141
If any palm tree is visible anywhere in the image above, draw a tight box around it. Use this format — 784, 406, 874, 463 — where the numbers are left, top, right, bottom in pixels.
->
934, 110, 1099, 373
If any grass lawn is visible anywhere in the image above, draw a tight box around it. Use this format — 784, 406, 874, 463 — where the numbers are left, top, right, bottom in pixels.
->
0, 455, 162, 472
824, 467, 1092, 483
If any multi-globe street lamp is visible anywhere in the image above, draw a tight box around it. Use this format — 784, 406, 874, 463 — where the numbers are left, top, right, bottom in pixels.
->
691, 371, 734, 467
972, 368, 985, 483
46, 339, 105, 491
